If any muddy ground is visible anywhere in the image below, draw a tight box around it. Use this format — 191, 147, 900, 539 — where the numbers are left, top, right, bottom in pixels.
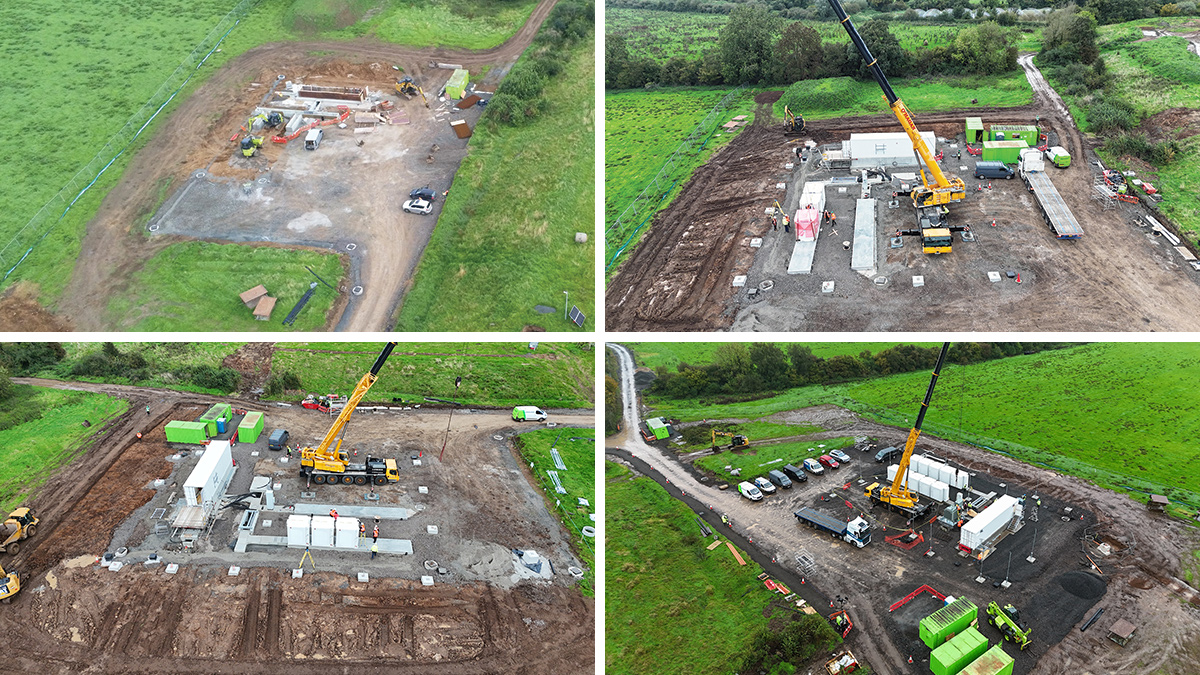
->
606, 59, 1200, 331
2, 378, 595, 674
0, 0, 560, 332
606, 343, 1200, 675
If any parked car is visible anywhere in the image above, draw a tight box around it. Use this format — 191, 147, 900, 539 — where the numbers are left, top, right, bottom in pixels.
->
267, 428, 289, 451
403, 198, 434, 215
409, 186, 437, 201
738, 481, 763, 501
830, 449, 852, 464
782, 464, 808, 482
768, 469, 792, 489
754, 476, 776, 494
875, 446, 902, 463
818, 455, 840, 470
803, 458, 824, 475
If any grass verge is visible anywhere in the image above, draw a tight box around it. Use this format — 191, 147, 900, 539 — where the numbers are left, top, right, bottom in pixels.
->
514, 428, 596, 595
395, 35, 594, 331
630, 341, 940, 371
0, 386, 128, 513
693, 437, 856, 482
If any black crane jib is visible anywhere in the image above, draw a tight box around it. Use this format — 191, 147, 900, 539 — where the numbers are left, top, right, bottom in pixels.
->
827, 0, 898, 105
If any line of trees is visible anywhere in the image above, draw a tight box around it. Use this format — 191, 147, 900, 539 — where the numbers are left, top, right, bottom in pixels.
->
0, 342, 242, 392
647, 342, 1075, 400
606, 6, 1018, 89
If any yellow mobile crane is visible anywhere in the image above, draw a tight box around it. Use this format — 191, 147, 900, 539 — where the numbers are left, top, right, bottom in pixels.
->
827, 0, 967, 252
300, 342, 400, 486
864, 341, 949, 518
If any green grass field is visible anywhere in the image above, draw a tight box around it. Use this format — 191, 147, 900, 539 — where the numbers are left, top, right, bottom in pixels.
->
0, 386, 128, 513
630, 342, 941, 371
103, 242, 345, 331
395, 35, 594, 331
604, 88, 756, 260
606, 461, 775, 674
514, 427, 596, 594
777, 72, 1032, 120
281, 0, 540, 48
270, 342, 594, 408
693, 436, 855, 482
643, 343, 1200, 506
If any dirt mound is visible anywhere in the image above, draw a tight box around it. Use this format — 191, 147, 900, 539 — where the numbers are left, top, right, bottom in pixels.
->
756, 90, 783, 104
223, 342, 275, 397
1140, 107, 1200, 141
0, 283, 72, 332
1058, 571, 1107, 599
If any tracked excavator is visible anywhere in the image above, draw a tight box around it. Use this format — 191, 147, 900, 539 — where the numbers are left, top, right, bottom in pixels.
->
300, 343, 400, 486
396, 77, 429, 108
863, 342, 949, 519
784, 105, 806, 136
827, 0, 968, 253
711, 430, 749, 450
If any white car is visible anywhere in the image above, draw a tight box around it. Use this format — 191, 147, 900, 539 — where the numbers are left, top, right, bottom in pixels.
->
403, 198, 433, 215
754, 476, 776, 494
737, 481, 763, 501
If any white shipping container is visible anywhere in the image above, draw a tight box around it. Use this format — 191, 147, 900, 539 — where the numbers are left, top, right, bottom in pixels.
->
935, 464, 952, 485
960, 495, 1020, 550
183, 440, 234, 511
311, 515, 336, 548
918, 475, 935, 498
957, 470, 970, 490
335, 517, 360, 549
911, 456, 926, 476
287, 514, 311, 548
887, 464, 898, 482
931, 480, 949, 503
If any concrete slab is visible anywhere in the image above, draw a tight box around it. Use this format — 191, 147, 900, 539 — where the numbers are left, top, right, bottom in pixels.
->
788, 240, 817, 275
851, 198, 876, 272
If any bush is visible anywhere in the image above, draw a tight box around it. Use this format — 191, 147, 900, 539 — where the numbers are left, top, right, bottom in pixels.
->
183, 365, 240, 393
1105, 133, 1179, 164
0, 343, 66, 376
1087, 96, 1137, 133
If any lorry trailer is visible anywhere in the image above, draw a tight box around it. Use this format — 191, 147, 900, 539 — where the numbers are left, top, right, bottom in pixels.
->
794, 507, 871, 547
1019, 149, 1083, 239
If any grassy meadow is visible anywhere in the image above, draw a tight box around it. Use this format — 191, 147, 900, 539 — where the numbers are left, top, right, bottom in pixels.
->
694, 436, 856, 482
284, 0, 540, 48
514, 427, 596, 594
0, 386, 128, 513
630, 342, 941, 371
396, 35, 594, 331
639, 342, 1200, 506
270, 342, 595, 408
777, 72, 1032, 120
103, 242, 345, 331
606, 460, 772, 674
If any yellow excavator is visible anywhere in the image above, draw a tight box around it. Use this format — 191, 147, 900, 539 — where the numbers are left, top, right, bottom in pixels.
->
396, 77, 429, 108
300, 343, 400, 486
712, 430, 749, 450
784, 105, 806, 136
0, 562, 22, 604
863, 342, 949, 519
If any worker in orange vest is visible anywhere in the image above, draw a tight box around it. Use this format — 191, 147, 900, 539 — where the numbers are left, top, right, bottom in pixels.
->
330, 509, 338, 522
372, 525, 379, 542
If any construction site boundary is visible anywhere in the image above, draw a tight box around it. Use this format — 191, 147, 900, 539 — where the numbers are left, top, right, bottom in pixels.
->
605, 85, 748, 271
523, 436, 596, 595
0, 0, 263, 283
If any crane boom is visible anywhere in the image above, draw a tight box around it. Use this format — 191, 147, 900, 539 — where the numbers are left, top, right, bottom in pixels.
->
880, 342, 950, 511
301, 342, 400, 483
825, 0, 965, 208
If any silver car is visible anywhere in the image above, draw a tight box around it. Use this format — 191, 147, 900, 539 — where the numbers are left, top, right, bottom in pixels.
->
402, 198, 433, 215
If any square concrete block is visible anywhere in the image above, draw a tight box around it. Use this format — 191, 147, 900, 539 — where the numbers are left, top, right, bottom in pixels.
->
165, 564, 179, 574
776, 182, 786, 189
279, 457, 289, 464
229, 566, 240, 576
358, 572, 369, 583
732, 275, 747, 288
418, 486, 429, 494
292, 568, 304, 579
274, 483, 282, 490
412, 459, 422, 466
109, 561, 124, 572
427, 525, 439, 535
785, 162, 794, 170
421, 576, 435, 586
749, 238, 762, 248
821, 281, 835, 293
912, 276, 925, 288
250, 451, 259, 457
988, 271, 1002, 283
262, 520, 272, 527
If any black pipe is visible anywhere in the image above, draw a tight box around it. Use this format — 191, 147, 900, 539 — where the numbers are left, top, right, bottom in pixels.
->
1080, 606, 1105, 632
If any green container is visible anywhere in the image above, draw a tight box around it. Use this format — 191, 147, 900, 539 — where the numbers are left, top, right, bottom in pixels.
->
646, 417, 670, 440
965, 117, 984, 144
930, 626, 988, 675
989, 124, 1039, 142
238, 411, 264, 443
981, 140, 1028, 164
445, 69, 469, 99
959, 644, 1014, 675
165, 421, 209, 445
921, 597, 979, 648
198, 403, 233, 436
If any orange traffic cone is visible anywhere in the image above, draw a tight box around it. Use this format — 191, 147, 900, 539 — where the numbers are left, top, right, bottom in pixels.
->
1016, 273, 1022, 284
991, 219, 997, 227
908, 656, 914, 664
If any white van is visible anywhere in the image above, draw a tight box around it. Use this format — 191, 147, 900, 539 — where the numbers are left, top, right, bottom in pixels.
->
512, 406, 547, 422
304, 128, 324, 150
737, 481, 763, 501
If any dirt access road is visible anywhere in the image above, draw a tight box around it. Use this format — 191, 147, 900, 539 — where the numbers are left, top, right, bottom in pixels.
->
4, 0, 558, 332
606, 343, 1200, 674
3, 377, 595, 673
606, 59, 1200, 331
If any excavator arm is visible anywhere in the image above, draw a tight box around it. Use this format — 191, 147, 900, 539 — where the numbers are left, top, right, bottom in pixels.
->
882, 341, 950, 508
304, 342, 397, 470
826, 0, 965, 207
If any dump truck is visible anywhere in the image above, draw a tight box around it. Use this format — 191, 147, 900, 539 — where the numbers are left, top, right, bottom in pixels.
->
1019, 149, 1083, 239
794, 507, 871, 547
986, 601, 1031, 650
0, 508, 38, 555
0, 561, 22, 603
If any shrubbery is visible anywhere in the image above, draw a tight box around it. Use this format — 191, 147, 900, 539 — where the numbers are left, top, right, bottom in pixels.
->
264, 371, 303, 398
738, 614, 839, 674
1105, 132, 1179, 164
0, 343, 65, 376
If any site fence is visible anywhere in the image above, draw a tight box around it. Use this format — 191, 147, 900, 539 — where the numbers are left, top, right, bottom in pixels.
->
527, 451, 596, 594
0, 0, 262, 283
834, 396, 1200, 511
604, 85, 748, 271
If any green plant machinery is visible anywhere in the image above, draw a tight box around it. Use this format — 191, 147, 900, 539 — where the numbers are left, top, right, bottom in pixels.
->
986, 601, 1031, 650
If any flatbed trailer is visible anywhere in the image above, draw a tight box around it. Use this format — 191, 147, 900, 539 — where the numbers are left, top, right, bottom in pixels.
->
794, 507, 871, 547
1024, 169, 1083, 239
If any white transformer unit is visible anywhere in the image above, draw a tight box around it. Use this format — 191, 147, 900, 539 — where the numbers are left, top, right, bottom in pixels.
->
930, 480, 950, 503
335, 517, 360, 549
959, 495, 1020, 552
956, 469, 970, 490
311, 515, 336, 548
844, 132, 937, 169
917, 475, 935, 498
912, 455, 929, 476
287, 514, 311, 548
183, 440, 235, 514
